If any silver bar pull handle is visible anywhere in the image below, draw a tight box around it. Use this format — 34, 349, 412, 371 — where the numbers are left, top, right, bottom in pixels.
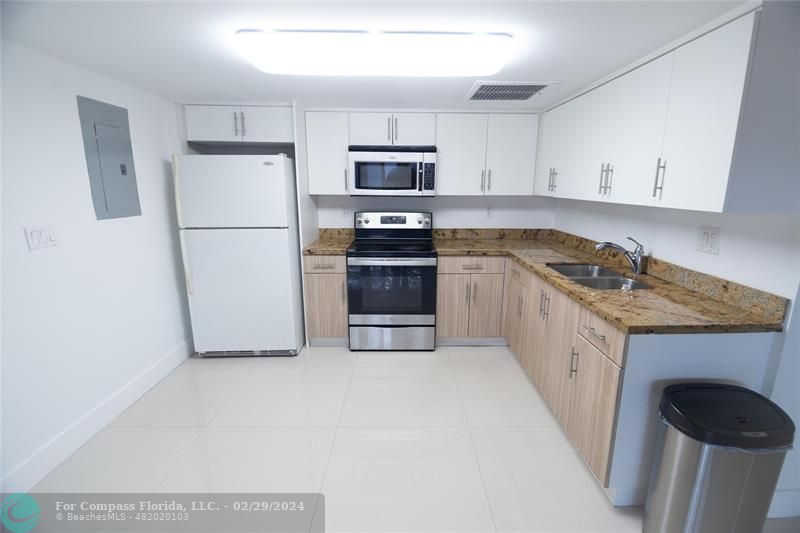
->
517, 295, 523, 319
387, 117, 391, 141
652, 158, 667, 198
233, 111, 239, 136
487, 169, 492, 191
582, 324, 607, 342
394, 117, 398, 142
606, 164, 614, 193
344, 168, 348, 192
539, 289, 545, 318
569, 348, 579, 378
543, 294, 551, 319
461, 264, 484, 271
313, 264, 336, 270
480, 169, 486, 192
473, 282, 478, 304
342, 280, 346, 303
552, 169, 558, 191
241, 111, 246, 136
599, 163, 605, 194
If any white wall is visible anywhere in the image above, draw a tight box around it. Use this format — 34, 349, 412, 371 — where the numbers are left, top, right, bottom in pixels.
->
554, 198, 800, 517
1, 41, 191, 491
317, 195, 556, 229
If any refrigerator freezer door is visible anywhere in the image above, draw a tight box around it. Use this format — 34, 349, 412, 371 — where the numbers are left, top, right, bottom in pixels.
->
182, 228, 299, 353
176, 155, 289, 228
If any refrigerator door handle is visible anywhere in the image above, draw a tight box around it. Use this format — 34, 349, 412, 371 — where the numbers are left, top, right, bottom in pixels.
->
172, 154, 184, 227
178, 232, 194, 294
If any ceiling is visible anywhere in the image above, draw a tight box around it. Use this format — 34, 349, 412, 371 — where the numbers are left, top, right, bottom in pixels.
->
2, 1, 749, 110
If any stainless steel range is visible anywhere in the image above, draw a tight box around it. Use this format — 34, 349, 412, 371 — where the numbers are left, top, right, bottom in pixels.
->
346, 211, 437, 351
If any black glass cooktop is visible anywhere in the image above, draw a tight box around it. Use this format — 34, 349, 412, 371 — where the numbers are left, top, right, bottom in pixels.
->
346, 239, 437, 258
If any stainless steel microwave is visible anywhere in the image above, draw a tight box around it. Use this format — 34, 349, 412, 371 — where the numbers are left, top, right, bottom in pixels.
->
347, 146, 436, 196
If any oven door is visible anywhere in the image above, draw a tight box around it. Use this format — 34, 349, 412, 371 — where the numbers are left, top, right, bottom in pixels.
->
347, 257, 437, 325
348, 152, 423, 196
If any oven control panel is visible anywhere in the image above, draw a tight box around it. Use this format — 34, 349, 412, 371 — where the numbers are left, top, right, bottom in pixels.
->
355, 212, 432, 229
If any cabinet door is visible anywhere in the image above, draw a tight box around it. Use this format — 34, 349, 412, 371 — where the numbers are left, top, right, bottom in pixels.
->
659, 13, 755, 212
519, 276, 546, 383
435, 113, 488, 196
306, 112, 350, 195
485, 114, 539, 196
436, 274, 471, 338
566, 334, 622, 486
501, 276, 526, 356
304, 273, 347, 338
534, 109, 558, 196
185, 105, 241, 142
570, 81, 619, 202
240, 106, 294, 143
608, 53, 674, 206
349, 112, 394, 145
393, 113, 435, 145
467, 274, 504, 338
540, 289, 581, 426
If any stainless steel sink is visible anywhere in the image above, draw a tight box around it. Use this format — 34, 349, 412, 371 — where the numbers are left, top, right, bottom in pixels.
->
546, 263, 650, 290
546, 263, 620, 278
570, 277, 650, 290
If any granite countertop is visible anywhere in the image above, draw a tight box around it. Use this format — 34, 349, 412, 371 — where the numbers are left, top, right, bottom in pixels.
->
303, 232, 787, 335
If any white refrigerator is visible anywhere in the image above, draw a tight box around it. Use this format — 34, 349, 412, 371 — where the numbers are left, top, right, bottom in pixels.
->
172, 154, 304, 355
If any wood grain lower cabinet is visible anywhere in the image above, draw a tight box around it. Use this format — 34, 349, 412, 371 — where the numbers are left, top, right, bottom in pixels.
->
501, 276, 526, 354
436, 274, 470, 338
304, 273, 347, 339
437, 272, 504, 338
565, 334, 622, 486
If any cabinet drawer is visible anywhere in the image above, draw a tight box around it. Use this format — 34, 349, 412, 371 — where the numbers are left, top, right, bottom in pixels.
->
438, 256, 505, 274
303, 255, 346, 274
578, 308, 626, 366
505, 258, 532, 287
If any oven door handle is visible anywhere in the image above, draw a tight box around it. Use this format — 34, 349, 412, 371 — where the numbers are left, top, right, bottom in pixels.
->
347, 258, 437, 267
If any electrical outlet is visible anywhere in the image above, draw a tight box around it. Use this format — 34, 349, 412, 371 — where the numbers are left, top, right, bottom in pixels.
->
24, 225, 58, 251
697, 226, 721, 255
485, 207, 494, 218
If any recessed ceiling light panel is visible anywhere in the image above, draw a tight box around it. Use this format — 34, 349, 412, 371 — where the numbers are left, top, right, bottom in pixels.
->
234, 29, 515, 76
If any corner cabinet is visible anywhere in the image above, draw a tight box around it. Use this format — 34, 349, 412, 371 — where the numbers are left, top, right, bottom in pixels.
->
536, 5, 800, 213
185, 105, 294, 143
303, 256, 348, 342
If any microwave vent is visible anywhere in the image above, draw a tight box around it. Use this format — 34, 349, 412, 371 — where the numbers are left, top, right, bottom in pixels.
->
465, 81, 550, 101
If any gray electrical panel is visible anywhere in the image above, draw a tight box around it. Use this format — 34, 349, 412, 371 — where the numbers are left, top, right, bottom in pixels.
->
77, 96, 141, 220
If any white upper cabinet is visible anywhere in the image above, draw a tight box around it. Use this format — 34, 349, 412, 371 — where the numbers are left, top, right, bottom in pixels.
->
239, 106, 294, 143
349, 112, 435, 146
658, 14, 754, 212
391, 113, 436, 145
348, 112, 393, 145
185, 105, 294, 143
485, 114, 539, 196
435, 113, 538, 196
608, 53, 674, 206
185, 105, 242, 142
435, 114, 488, 196
306, 112, 350, 195
536, 5, 799, 213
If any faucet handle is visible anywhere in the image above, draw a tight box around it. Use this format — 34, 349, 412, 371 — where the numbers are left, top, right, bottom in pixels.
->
627, 237, 643, 251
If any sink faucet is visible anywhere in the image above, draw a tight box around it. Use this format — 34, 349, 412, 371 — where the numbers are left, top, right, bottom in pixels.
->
595, 237, 646, 275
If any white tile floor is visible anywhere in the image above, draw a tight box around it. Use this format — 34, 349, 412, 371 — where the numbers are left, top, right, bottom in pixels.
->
33, 346, 794, 532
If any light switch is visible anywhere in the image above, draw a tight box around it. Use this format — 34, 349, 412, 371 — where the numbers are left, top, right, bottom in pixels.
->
25, 225, 58, 251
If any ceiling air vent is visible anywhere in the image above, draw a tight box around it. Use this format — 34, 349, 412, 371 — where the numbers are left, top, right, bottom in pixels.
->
466, 81, 550, 101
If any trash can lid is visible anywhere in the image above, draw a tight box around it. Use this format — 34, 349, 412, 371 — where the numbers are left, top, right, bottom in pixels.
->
660, 383, 795, 449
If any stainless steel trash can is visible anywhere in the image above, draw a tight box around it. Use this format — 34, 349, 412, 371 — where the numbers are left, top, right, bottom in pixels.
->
644, 383, 794, 533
